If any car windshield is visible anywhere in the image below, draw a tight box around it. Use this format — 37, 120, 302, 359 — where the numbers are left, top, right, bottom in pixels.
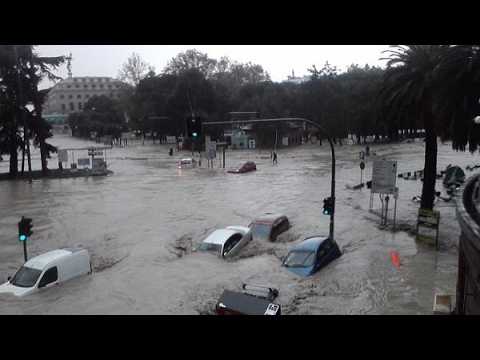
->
283, 251, 316, 268
10, 266, 42, 288
199, 242, 222, 254
250, 223, 271, 239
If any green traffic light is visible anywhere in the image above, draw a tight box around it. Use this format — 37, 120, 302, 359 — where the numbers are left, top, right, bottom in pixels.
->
19, 235, 27, 241
192, 132, 198, 137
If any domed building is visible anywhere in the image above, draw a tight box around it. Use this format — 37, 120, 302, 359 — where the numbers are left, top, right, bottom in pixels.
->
43, 76, 128, 126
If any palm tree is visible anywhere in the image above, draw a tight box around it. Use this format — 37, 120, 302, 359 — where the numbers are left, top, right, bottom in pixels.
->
380, 45, 449, 210
433, 45, 480, 153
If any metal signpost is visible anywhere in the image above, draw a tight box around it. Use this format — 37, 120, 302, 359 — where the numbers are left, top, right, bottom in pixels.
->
370, 159, 399, 228
416, 209, 440, 248
360, 161, 365, 184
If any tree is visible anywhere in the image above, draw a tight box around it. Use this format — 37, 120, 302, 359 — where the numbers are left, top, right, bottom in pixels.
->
380, 45, 449, 210
118, 52, 155, 86
0, 45, 64, 176
69, 95, 126, 138
433, 45, 480, 152
163, 49, 217, 78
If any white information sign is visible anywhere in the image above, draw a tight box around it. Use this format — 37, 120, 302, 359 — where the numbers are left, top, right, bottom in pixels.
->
207, 141, 217, 160
372, 160, 397, 194
58, 149, 68, 163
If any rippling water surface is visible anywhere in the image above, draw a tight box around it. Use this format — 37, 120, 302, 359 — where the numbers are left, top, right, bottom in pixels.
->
0, 136, 471, 314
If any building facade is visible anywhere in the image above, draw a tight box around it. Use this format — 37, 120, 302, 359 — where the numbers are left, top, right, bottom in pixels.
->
43, 76, 127, 125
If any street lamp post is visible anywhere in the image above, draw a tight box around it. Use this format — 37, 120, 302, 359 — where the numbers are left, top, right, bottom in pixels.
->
202, 117, 336, 242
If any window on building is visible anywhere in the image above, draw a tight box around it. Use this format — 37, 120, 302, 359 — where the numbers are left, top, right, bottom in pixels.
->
68, 94, 73, 99
61, 104, 66, 112
69, 102, 74, 111
60, 94, 64, 99
77, 94, 82, 99
78, 102, 83, 110
85, 94, 90, 98
67, 85, 71, 88
92, 84, 96, 88
108, 85, 112, 89
84, 85, 88, 89
75, 85, 79, 88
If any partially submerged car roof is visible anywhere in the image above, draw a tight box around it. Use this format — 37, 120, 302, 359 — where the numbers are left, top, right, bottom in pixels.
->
24, 249, 73, 270
217, 290, 279, 315
292, 236, 329, 252
203, 229, 239, 245
253, 213, 286, 224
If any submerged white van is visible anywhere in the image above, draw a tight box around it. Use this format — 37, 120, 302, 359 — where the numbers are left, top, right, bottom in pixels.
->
0, 248, 92, 297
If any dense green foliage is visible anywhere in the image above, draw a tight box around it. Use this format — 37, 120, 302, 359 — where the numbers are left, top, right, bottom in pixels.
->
0, 45, 65, 176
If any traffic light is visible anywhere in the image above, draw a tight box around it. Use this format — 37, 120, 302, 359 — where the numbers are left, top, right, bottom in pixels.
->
18, 216, 33, 241
186, 116, 202, 138
323, 197, 334, 216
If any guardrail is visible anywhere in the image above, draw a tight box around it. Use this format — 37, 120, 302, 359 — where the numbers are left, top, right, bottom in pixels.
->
455, 173, 480, 314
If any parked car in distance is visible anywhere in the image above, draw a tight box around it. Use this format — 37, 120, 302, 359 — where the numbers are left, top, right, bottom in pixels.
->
198, 226, 252, 258
177, 158, 197, 169
0, 248, 92, 297
282, 236, 341, 277
228, 161, 257, 174
249, 213, 290, 242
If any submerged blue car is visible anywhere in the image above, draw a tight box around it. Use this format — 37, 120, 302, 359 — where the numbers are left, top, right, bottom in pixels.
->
282, 236, 341, 277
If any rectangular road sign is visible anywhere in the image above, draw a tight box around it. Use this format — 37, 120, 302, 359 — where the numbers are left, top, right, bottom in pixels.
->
58, 149, 68, 163
372, 160, 397, 194
207, 141, 217, 160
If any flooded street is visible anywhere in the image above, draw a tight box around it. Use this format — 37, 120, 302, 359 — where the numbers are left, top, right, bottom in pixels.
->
0, 135, 474, 314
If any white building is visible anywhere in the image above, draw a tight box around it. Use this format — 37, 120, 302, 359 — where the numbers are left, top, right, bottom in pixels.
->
284, 70, 311, 84
43, 76, 128, 125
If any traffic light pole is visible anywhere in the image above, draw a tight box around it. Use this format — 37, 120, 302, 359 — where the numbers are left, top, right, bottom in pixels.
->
202, 117, 336, 242
23, 239, 28, 262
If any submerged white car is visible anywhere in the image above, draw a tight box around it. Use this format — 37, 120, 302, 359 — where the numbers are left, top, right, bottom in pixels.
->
199, 226, 252, 258
0, 248, 92, 297
177, 158, 197, 169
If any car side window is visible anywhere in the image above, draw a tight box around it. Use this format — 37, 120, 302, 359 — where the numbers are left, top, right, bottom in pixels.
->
38, 267, 58, 288
279, 219, 289, 233
224, 234, 243, 255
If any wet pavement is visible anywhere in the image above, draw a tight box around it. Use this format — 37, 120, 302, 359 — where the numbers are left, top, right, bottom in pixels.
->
0, 135, 475, 314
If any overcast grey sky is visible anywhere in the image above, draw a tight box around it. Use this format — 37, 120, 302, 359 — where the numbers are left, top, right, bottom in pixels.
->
37, 45, 391, 87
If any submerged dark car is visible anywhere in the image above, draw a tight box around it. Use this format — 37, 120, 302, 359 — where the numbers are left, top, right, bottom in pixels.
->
249, 213, 290, 242
282, 236, 341, 277
215, 284, 281, 315
227, 161, 257, 174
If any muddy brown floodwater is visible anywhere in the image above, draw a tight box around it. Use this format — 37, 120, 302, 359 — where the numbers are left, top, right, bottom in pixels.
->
0, 135, 473, 314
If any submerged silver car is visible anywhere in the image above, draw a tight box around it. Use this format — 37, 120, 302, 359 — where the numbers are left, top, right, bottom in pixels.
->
199, 226, 252, 258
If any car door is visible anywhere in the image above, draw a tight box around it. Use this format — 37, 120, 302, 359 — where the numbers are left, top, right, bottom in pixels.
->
223, 233, 243, 258
37, 266, 59, 289
226, 230, 252, 258
315, 240, 333, 270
